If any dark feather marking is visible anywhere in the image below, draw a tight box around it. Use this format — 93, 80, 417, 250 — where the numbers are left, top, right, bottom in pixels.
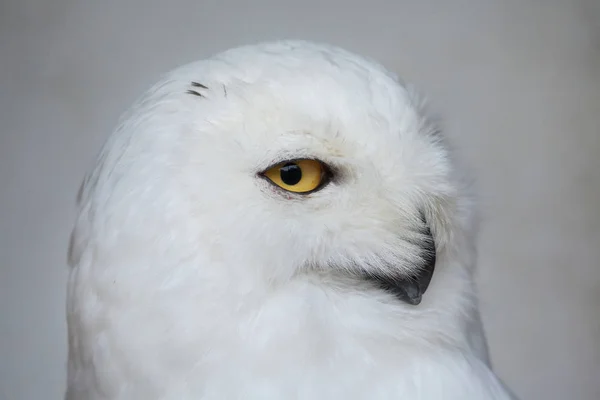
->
222, 84, 227, 97
191, 81, 209, 89
186, 90, 203, 97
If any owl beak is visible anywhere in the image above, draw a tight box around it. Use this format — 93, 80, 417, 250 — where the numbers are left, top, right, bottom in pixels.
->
362, 216, 436, 306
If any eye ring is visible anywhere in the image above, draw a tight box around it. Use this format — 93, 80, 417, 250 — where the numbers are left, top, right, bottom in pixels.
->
260, 158, 332, 195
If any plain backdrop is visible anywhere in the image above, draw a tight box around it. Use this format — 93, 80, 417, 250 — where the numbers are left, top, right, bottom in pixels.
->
1, 1, 599, 399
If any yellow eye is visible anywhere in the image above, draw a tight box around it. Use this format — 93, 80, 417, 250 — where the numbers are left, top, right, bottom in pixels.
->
263, 159, 327, 194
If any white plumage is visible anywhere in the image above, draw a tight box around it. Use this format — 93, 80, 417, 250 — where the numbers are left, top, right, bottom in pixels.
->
66, 40, 516, 399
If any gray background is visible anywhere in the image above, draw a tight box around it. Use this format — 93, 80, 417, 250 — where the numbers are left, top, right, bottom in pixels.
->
1, 0, 599, 399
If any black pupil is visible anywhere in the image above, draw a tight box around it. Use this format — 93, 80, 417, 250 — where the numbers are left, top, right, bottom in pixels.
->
280, 163, 302, 185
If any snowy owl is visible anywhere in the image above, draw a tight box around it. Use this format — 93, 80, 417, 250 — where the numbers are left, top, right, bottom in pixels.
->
66, 40, 517, 399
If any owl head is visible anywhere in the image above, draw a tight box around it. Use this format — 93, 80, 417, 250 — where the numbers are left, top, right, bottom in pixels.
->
67, 42, 481, 378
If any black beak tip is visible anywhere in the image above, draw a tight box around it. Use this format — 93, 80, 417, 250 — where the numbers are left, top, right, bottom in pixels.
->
395, 284, 424, 306
403, 293, 423, 306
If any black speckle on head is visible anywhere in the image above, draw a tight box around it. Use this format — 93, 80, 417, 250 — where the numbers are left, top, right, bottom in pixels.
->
186, 89, 203, 97
191, 81, 209, 89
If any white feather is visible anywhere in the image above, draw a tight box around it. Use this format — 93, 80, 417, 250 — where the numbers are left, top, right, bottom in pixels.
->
66, 40, 516, 400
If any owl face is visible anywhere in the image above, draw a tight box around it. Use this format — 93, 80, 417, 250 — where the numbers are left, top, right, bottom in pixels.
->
71, 41, 465, 309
